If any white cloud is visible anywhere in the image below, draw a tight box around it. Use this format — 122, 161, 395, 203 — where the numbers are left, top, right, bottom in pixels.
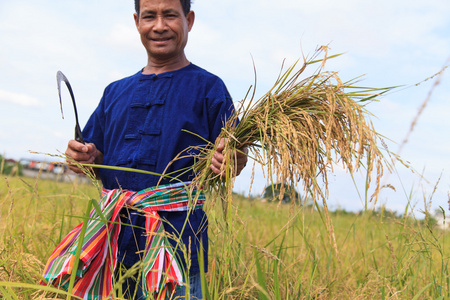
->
106, 23, 141, 50
0, 89, 42, 107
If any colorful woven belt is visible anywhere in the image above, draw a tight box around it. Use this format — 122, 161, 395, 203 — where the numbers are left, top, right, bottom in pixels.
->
41, 182, 205, 299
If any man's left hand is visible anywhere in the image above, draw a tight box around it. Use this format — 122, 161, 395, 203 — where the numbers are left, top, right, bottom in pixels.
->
210, 138, 248, 177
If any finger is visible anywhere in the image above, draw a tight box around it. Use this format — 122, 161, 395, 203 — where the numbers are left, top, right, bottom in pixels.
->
210, 163, 224, 176
65, 150, 92, 163
212, 151, 225, 165
211, 155, 225, 171
211, 151, 228, 177
65, 141, 94, 163
68, 163, 85, 174
216, 138, 227, 152
85, 143, 98, 155
68, 139, 88, 153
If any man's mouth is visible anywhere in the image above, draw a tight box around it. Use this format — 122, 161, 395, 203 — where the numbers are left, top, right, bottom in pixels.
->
151, 37, 172, 42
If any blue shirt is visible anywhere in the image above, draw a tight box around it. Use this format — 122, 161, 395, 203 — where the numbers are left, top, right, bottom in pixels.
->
82, 63, 235, 272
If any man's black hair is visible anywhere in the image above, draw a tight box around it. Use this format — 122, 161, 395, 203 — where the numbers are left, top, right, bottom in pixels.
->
134, 0, 191, 16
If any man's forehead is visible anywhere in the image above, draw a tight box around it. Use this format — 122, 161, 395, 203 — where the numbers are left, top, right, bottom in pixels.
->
141, 7, 179, 14
140, 0, 183, 9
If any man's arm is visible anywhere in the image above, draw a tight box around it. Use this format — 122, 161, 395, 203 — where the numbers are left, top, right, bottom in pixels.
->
210, 138, 248, 177
65, 140, 103, 176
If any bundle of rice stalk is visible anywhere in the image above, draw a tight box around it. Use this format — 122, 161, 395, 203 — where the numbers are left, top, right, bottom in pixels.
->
188, 47, 391, 208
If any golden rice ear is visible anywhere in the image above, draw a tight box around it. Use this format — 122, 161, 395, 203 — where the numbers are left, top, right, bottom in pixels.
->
189, 47, 391, 210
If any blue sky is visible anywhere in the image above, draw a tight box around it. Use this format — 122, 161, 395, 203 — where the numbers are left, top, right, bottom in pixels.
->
0, 0, 449, 216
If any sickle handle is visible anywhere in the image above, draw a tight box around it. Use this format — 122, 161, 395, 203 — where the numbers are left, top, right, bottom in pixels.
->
75, 123, 85, 144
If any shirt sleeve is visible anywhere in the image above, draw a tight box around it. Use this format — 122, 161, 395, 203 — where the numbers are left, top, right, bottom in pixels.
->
205, 78, 237, 142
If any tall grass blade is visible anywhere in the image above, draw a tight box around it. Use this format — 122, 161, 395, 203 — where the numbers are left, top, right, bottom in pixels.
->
67, 200, 93, 299
0, 286, 19, 300
254, 250, 269, 300
198, 243, 212, 300
58, 209, 66, 244
273, 259, 281, 300
411, 282, 433, 300
0, 282, 83, 299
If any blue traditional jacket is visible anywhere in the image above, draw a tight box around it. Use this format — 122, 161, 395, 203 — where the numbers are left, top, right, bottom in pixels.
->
83, 63, 235, 272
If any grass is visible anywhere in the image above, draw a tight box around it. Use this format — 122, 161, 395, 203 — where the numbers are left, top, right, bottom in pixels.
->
0, 175, 448, 299
0, 176, 97, 299
207, 198, 449, 299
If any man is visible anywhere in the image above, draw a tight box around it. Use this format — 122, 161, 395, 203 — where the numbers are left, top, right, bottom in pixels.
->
43, 0, 247, 299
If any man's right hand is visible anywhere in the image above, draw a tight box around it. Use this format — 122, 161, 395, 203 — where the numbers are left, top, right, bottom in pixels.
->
65, 140, 103, 174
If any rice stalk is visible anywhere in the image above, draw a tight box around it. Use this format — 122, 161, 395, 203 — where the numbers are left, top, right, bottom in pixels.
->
183, 47, 393, 256
189, 47, 392, 206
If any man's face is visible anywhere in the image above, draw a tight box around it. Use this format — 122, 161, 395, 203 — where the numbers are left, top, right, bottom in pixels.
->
134, 0, 194, 63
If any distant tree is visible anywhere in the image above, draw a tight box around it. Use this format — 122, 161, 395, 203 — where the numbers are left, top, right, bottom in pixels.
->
0, 155, 22, 176
263, 183, 300, 203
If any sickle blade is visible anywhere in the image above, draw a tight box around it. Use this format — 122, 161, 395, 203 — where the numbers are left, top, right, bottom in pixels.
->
56, 71, 85, 144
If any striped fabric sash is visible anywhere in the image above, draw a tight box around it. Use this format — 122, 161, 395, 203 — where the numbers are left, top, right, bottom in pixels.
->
41, 182, 205, 300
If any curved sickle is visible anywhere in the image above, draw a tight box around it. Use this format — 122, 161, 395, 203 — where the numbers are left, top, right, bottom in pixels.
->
57, 71, 85, 144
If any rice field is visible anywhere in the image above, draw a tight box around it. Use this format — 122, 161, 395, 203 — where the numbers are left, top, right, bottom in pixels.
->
0, 174, 448, 299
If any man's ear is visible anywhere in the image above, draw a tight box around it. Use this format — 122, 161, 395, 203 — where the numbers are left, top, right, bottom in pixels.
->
133, 13, 140, 32
186, 10, 195, 32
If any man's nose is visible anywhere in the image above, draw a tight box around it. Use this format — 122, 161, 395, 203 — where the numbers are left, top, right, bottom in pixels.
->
153, 16, 168, 32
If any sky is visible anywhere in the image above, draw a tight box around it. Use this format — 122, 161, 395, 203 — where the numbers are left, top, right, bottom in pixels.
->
0, 0, 449, 217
